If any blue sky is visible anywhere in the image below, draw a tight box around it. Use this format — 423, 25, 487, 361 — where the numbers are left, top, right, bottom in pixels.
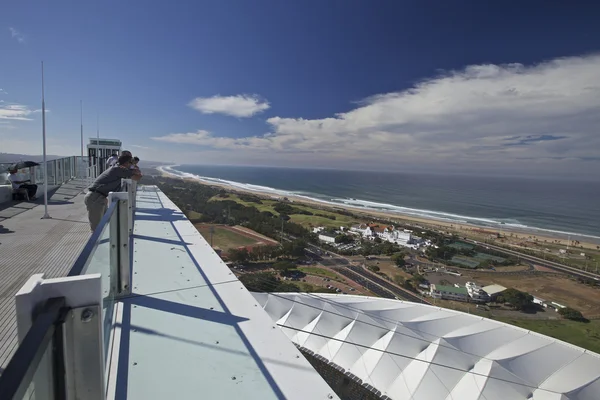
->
2, 1, 600, 177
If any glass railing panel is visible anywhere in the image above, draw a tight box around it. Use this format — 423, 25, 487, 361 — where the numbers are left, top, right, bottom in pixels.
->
0, 163, 12, 185
57, 159, 63, 184
34, 165, 44, 184
68, 201, 118, 362
0, 297, 64, 400
74, 156, 87, 179
64, 157, 71, 180
45, 160, 55, 185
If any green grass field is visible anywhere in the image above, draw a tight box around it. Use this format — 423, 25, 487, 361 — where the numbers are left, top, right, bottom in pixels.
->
497, 318, 600, 354
210, 194, 278, 213
211, 194, 359, 228
297, 267, 339, 279
185, 210, 203, 220
195, 225, 257, 250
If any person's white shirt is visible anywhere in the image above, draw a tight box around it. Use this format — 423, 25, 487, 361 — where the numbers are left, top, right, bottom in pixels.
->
9, 173, 22, 190
106, 155, 118, 168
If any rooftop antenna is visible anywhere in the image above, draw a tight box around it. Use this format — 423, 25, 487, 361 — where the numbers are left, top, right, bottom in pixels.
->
41, 61, 51, 219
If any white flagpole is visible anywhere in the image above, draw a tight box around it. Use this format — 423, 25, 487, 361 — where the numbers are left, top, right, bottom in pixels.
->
80, 100, 84, 158
41, 61, 51, 219
96, 113, 100, 177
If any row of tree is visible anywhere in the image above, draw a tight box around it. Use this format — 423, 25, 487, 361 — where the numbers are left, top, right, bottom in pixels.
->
238, 272, 336, 294
228, 239, 308, 264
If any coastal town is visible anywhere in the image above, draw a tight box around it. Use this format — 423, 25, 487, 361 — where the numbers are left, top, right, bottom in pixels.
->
311, 222, 571, 311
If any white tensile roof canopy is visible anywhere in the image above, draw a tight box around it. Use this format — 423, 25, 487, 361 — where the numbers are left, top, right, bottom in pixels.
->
253, 293, 600, 400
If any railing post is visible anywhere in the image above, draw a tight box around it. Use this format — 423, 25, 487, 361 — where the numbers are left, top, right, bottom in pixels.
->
122, 179, 134, 234
108, 192, 131, 296
132, 180, 137, 210
52, 159, 57, 185
13, 273, 105, 400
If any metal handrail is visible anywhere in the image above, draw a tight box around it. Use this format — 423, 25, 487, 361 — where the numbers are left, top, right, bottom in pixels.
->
0, 297, 68, 400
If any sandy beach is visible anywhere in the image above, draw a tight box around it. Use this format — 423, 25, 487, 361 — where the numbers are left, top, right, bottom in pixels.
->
157, 166, 600, 250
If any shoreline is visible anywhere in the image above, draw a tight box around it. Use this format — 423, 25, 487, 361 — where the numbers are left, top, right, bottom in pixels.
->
157, 166, 600, 249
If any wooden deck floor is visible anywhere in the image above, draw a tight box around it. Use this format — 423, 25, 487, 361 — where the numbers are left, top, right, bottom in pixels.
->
0, 179, 91, 371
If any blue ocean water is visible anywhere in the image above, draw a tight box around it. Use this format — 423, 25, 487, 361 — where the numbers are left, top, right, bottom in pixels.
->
163, 165, 600, 242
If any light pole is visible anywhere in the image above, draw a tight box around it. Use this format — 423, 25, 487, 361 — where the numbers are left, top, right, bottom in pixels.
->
96, 113, 100, 177
80, 100, 84, 158
41, 61, 51, 220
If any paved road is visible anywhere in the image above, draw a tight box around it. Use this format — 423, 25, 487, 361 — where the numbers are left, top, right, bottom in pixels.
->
342, 265, 430, 304
463, 239, 600, 281
332, 268, 397, 299
306, 246, 430, 304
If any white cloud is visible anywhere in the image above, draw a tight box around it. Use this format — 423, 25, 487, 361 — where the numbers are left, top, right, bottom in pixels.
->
188, 94, 270, 117
155, 54, 600, 175
0, 88, 8, 95
151, 130, 247, 149
8, 27, 25, 43
0, 103, 37, 121
130, 144, 152, 150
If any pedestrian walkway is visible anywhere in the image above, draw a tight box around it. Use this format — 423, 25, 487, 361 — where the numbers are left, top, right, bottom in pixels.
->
0, 179, 91, 371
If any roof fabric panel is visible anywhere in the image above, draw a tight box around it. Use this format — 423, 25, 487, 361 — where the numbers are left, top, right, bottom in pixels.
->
255, 293, 600, 400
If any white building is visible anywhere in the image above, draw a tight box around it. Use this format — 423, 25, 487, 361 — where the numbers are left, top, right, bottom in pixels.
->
465, 281, 489, 302
430, 284, 469, 302
312, 226, 325, 234
87, 138, 122, 174
382, 227, 411, 243
533, 296, 548, 308
318, 232, 336, 244
350, 224, 375, 237
482, 284, 507, 302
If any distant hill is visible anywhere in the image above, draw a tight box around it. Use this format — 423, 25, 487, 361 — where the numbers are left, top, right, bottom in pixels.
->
0, 152, 168, 167
0, 153, 64, 163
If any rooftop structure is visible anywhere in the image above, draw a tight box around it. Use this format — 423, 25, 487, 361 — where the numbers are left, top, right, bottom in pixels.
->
87, 137, 122, 174
430, 284, 469, 302
465, 281, 489, 302
256, 292, 600, 399
482, 284, 507, 300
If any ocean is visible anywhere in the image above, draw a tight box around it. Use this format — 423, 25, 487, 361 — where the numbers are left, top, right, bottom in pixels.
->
162, 165, 600, 243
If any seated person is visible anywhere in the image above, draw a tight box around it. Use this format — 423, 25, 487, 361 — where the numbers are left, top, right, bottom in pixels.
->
8, 169, 38, 200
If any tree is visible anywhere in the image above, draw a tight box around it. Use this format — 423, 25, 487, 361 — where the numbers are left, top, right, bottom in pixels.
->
273, 203, 295, 215
239, 272, 278, 292
281, 239, 307, 258
501, 288, 534, 311
558, 307, 588, 322
412, 274, 426, 285
275, 282, 301, 292
367, 265, 380, 272
391, 252, 406, 267
273, 260, 295, 274
228, 248, 249, 264
393, 274, 405, 286
335, 234, 353, 244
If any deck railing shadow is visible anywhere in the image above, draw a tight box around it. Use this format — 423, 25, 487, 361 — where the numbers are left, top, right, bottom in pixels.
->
115, 191, 287, 400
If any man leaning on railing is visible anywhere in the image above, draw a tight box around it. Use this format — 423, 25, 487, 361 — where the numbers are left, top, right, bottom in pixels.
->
85, 154, 142, 232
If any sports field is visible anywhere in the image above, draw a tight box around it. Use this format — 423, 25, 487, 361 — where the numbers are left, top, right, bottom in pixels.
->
195, 224, 278, 254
